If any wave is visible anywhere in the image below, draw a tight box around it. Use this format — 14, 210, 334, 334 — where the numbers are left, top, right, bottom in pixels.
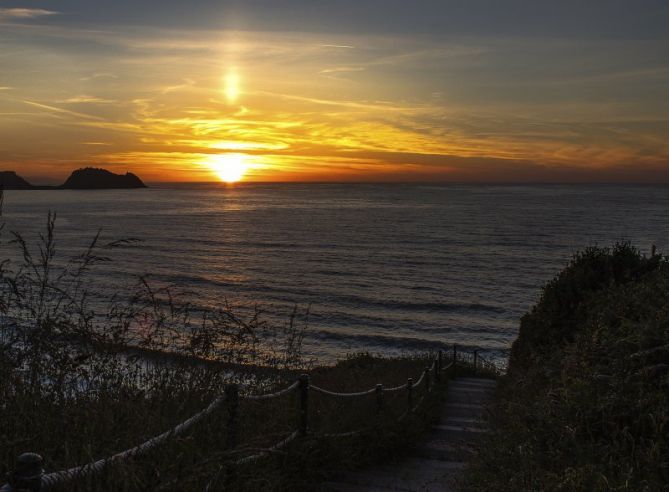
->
306, 328, 509, 354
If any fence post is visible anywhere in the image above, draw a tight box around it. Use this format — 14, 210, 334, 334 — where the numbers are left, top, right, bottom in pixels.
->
407, 378, 414, 413
424, 368, 431, 392
474, 350, 478, 370
0, 453, 44, 492
375, 384, 384, 415
434, 354, 440, 383
452, 344, 457, 378
225, 384, 239, 449
298, 374, 310, 436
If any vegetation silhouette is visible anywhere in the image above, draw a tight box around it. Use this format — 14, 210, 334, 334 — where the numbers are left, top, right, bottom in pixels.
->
466, 243, 668, 490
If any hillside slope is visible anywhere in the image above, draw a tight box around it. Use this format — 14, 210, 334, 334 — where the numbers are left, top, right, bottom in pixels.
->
466, 244, 668, 491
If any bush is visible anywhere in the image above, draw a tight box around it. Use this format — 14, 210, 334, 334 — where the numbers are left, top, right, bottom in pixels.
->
466, 244, 669, 491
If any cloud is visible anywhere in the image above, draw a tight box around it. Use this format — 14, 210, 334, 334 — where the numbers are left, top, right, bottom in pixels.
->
319, 44, 355, 49
59, 95, 116, 104
0, 8, 58, 22
319, 66, 365, 74
21, 100, 105, 121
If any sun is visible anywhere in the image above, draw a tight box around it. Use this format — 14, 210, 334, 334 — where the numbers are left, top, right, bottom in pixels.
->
207, 153, 249, 183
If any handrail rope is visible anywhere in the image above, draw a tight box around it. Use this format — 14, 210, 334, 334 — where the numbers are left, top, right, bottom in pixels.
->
203, 430, 300, 492
384, 382, 408, 392
244, 380, 299, 400
413, 370, 426, 387
315, 375, 433, 440
40, 394, 227, 489
310, 385, 377, 398
36, 379, 302, 488
309, 354, 439, 397
38, 378, 303, 488
315, 393, 428, 439
231, 430, 299, 466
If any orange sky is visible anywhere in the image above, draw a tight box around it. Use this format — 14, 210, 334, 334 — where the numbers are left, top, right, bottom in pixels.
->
1, 3, 669, 183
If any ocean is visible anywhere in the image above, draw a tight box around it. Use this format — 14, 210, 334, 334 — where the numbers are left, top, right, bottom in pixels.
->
2, 183, 668, 362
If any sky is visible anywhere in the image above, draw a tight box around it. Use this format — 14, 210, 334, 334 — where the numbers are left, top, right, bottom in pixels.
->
1, 1, 668, 183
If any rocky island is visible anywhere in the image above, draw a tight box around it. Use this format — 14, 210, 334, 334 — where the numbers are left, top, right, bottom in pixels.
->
0, 171, 35, 190
60, 168, 146, 189
0, 168, 147, 190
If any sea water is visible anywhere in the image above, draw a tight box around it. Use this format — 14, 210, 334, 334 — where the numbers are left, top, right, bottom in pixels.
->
2, 183, 667, 361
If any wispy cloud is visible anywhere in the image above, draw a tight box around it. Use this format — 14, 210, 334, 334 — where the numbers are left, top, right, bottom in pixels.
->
59, 95, 116, 104
319, 44, 355, 49
21, 100, 105, 121
319, 67, 365, 74
0, 8, 58, 21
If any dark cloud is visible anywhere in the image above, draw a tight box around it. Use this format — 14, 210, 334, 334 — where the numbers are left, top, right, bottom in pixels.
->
10, 1, 669, 39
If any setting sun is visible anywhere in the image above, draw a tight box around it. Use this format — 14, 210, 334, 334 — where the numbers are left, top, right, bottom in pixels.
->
206, 153, 249, 183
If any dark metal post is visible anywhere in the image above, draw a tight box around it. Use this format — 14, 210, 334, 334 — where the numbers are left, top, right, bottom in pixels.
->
298, 374, 310, 436
434, 354, 440, 383
424, 368, 431, 392
474, 350, 478, 369
225, 384, 239, 449
375, 384, 384, 415
452, 344, 457, 378
0, 453, 44, 492
407, 378, 414, 412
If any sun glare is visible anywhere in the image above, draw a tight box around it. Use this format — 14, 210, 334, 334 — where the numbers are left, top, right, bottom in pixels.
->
224, 70, 240, 103
207, 153, 249, 183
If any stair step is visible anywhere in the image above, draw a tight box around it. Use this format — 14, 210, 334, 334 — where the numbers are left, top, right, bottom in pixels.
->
440, 403, 487, 418
321, 482, 397, 491
453, 378, 496, 386
418, 440, 476, 461
445, 394, 490, 404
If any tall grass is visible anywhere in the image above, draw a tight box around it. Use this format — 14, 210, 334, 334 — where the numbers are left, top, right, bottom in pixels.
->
0, 193, 445, 490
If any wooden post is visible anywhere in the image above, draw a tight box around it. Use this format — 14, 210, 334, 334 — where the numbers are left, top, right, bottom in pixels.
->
298, 374, 309, 436
407, 378, 414, 412
375, 384, 384, 415
434, 353, 440, 383
2, 453, 44, 492
225, 384, 239, 449
424, 367, 431, 392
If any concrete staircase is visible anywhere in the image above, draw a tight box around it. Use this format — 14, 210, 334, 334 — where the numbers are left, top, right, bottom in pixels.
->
321, 377, 496, 492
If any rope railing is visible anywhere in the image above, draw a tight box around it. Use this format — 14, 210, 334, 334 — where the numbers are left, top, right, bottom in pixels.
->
244, 380, 300, 400
1, 345, 504, 492
310, 385, 378, 398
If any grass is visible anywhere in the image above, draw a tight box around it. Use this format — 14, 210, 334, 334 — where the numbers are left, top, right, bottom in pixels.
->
463, 243, 669, 491
1, 350, 450, 491
0, 199, 480, 490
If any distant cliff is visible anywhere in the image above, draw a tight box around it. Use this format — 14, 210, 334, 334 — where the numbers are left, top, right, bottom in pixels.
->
60, 168, 147, 189
0, 168, 147, 190
0, 171, 34, 190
